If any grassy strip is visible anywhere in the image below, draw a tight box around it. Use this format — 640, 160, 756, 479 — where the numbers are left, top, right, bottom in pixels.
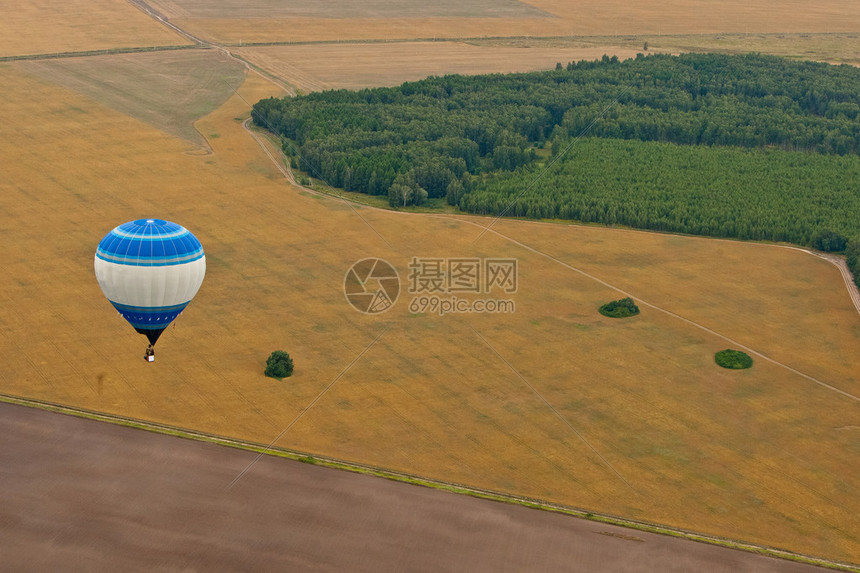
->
2, 392, 857, 572
0, 44, 201, 63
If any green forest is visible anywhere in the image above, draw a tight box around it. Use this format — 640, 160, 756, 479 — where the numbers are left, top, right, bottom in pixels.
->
462, 137, 859, 244
252, 52, 860, 285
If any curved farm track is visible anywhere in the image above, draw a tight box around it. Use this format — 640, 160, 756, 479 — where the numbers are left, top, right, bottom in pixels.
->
810, 251, 860, 315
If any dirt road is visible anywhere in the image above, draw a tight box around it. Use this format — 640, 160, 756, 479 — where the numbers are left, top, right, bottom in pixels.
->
810, 251, 860, 315
0, 402, 839, 572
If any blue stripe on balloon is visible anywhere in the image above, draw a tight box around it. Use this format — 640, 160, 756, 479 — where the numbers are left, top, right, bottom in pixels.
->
111, 301, 191, 313
111, 301, 188, 329
95, 248, 204, 266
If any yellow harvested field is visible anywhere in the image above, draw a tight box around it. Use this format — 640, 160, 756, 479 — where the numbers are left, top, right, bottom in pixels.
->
146, 0, 860, 44
154, 16, 568, 45
0, 0, 190, 58
485, 219, 860, 389
2, 57, 859, 564
235, 42, 647, 92
526, 0, 860, 35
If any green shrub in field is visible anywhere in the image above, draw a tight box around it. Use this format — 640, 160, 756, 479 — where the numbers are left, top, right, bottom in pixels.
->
598, 297, 640, 318
265, 350, 294, 379
715, 349, 753, 369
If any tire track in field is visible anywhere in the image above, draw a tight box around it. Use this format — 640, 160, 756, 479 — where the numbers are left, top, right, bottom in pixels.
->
243, 118, 295, 184
125, 0, 208, 46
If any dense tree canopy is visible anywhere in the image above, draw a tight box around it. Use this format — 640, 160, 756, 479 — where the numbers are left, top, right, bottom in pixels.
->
810, 229, 849, 252
461, 137, 860, 245
253, 52, 860, 284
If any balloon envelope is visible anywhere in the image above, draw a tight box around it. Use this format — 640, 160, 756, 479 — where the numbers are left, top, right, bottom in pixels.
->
94, 219, 206, 345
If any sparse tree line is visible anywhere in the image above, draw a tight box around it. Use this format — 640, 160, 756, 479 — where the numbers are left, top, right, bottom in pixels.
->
253, 52, 860, 285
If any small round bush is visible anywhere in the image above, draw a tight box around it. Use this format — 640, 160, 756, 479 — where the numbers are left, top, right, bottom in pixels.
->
598, 297, 640, 318
715, 349, 753, 370
265, 350, 294, 379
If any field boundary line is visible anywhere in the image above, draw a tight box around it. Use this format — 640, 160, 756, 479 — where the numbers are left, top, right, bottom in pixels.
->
1, 392, 857, 572
228, 54, 298, 94
0, 44, 201, 62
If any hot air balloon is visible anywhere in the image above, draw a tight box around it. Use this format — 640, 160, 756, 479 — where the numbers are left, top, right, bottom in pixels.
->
94, 219, 206, 361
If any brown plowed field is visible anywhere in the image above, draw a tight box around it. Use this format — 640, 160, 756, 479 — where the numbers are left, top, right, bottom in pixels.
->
0, 401, 835, 572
